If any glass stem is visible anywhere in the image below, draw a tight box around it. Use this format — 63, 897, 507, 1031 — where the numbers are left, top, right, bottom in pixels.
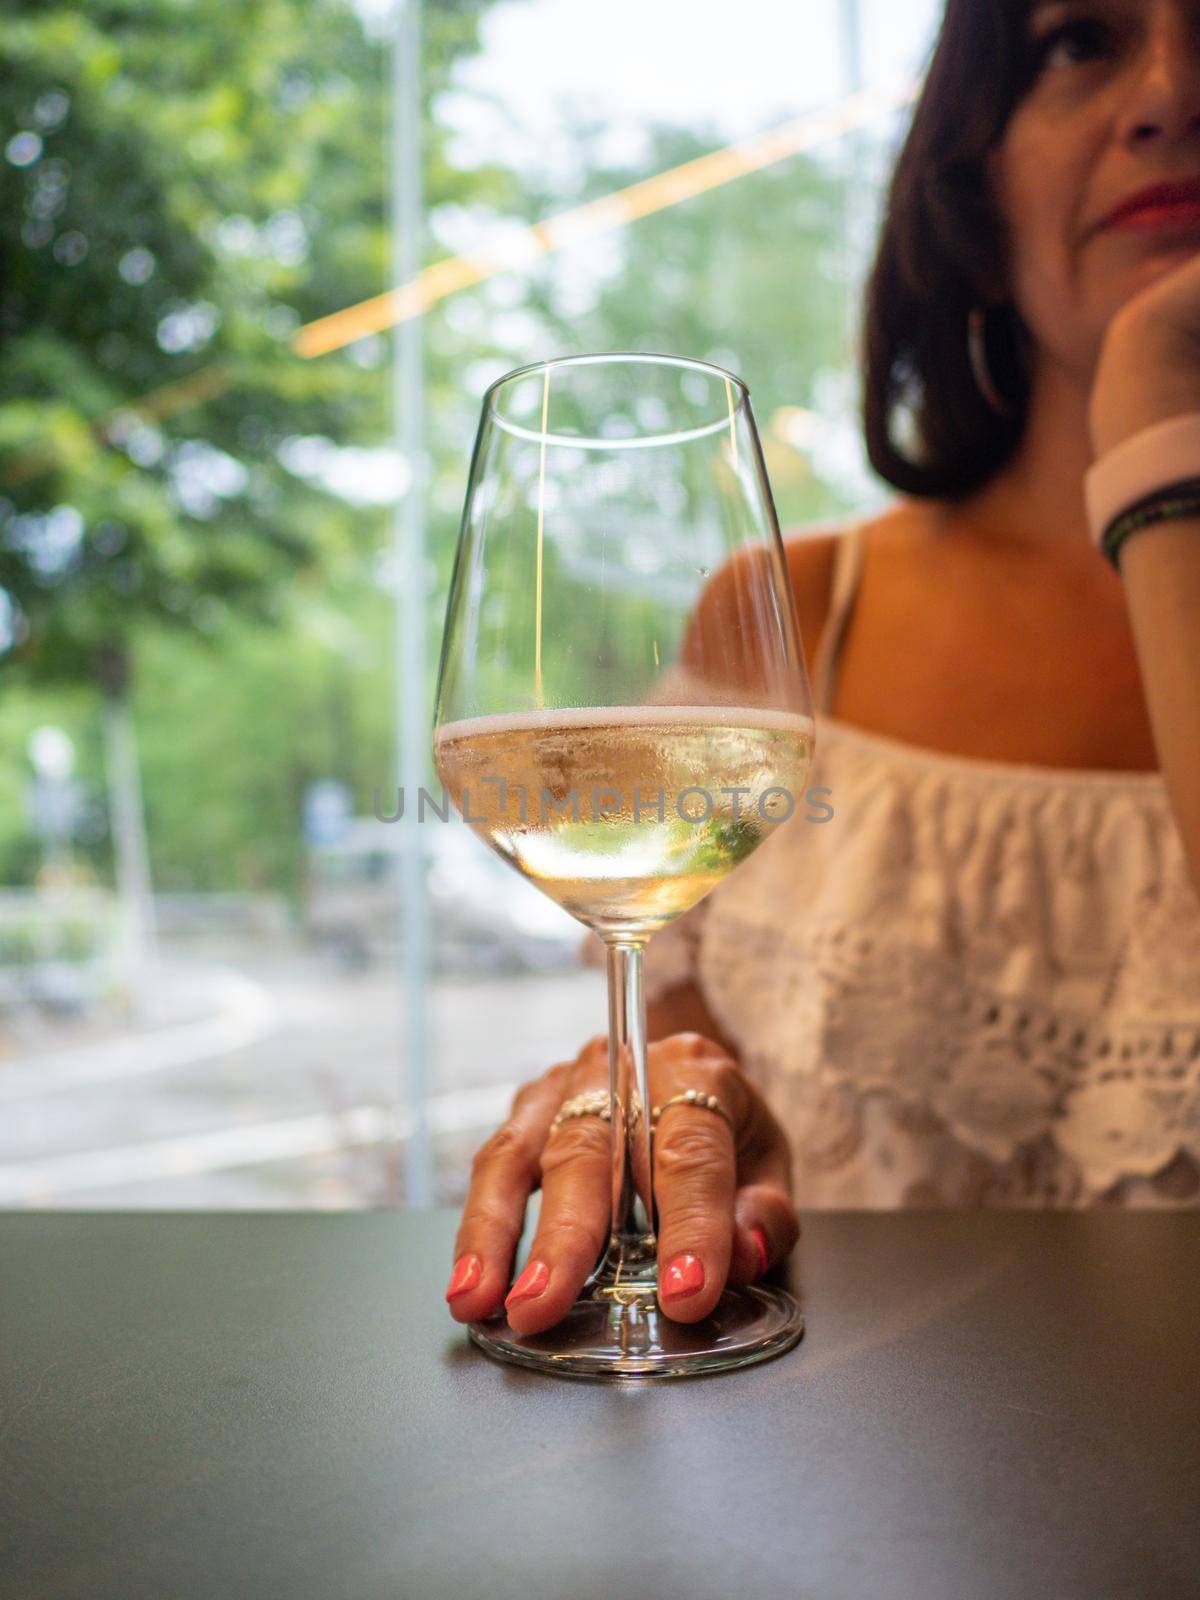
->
594, 939, 658, 1291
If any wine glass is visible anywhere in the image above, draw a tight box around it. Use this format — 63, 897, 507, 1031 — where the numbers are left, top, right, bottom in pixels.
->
432, 352, 813, 1378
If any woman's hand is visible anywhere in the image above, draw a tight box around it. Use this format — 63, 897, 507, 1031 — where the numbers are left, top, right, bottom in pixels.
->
444, 1032, 800, 1335
1090, 252, 1200, 457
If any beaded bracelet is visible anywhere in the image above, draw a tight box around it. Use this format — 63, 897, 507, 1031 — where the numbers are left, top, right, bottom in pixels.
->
1100, 476, 1200, 572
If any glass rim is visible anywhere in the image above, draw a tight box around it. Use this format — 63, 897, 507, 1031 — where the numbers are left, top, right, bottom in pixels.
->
481, 351, 752, 453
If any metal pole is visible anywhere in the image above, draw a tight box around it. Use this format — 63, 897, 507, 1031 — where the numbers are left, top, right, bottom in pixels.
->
838, 0, 867, 280
393, 0, 433, 1207
839, 0, 864, 96
103, 693, 159, 990
837, 0, 878, 500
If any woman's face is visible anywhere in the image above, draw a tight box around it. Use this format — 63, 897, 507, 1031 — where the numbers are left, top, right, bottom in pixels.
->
990, 0, 1200, 385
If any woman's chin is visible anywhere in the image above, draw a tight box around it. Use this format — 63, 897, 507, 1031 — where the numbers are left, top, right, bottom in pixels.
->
1099, 239, 1200, 315
1125, 234, 1200, 279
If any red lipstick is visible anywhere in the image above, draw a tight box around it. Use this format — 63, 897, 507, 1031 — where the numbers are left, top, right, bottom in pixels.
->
1099, 177, 1200, 232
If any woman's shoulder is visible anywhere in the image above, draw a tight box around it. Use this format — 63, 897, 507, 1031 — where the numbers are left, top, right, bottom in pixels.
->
782, 499, 923, 662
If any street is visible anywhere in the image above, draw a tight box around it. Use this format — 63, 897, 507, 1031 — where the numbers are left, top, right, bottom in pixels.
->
0, 943, 605, 1209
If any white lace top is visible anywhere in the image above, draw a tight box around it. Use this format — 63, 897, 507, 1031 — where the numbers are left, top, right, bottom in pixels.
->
644, 519, 1200, 1207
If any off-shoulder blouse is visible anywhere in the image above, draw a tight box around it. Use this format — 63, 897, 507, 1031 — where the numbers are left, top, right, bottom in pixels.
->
643, 519, 1200, 1206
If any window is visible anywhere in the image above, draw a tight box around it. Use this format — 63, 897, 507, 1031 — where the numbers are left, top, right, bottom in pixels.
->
0, 0, 939, 1210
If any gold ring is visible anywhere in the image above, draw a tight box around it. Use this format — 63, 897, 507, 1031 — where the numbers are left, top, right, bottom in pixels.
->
650, 1088, 736, 1134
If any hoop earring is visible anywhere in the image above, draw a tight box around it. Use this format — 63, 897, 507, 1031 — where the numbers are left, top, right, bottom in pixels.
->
967, 304, 1016, 418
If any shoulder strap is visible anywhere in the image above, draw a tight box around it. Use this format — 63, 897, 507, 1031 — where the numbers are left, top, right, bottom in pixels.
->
809, 521, 866, 715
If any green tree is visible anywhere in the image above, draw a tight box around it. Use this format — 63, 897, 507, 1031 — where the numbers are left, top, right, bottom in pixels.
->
0, 0, 395, 683
512, 117, 866, 529
0, 0, 512, 895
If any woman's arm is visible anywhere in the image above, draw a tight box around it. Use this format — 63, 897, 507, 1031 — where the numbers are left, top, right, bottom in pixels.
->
1089, 267, 1200, 900
638, 532, 843, 1045
1113, 520, 1200, 897
647, 977, 739, 1053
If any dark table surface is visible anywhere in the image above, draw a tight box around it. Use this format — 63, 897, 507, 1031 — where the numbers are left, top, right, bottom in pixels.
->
2, 1209, 1198, 1600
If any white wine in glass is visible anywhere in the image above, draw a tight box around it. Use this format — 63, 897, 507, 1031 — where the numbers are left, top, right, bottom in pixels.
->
433, 352, 813, 1377
435, 704, 812, 937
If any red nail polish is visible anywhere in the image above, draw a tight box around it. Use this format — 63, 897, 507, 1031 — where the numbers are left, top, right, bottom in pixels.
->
750, 1227, 769, 1278
445, 1253, 482, 1301
505, 1259, 550, 1308
661, 1253, 705, 1301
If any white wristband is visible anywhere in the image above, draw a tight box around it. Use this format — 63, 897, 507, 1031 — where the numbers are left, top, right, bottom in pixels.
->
1084, 412, 1200, 551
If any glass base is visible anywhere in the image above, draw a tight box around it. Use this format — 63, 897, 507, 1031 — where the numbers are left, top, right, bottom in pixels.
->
467, 1281, 804, 1380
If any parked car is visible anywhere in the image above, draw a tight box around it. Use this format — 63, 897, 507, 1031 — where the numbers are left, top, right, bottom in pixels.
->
304, 818, 583, 975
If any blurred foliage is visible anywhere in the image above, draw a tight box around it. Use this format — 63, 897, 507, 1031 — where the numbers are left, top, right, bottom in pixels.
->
0, 0, 506, 891
421, 114, 874, 701
0, 0, 395, 682
514, 118, 859, 526
1, 0, 874, 896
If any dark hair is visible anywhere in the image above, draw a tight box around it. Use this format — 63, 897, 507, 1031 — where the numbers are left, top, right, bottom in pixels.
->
861, 0, 1042, 500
